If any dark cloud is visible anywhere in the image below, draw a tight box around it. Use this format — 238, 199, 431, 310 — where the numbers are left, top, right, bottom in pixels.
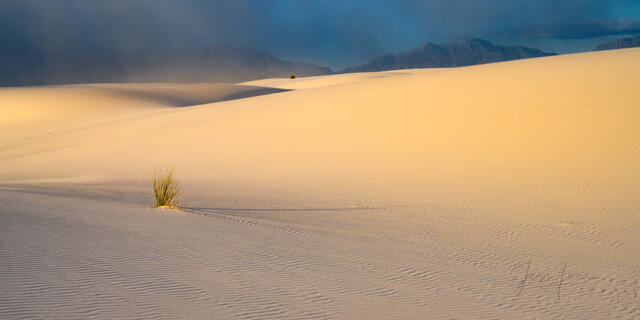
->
1, 0, 639, 69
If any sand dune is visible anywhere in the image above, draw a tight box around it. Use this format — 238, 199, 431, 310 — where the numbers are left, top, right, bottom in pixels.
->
1, 49, 640, 319
3, 49, 639, 197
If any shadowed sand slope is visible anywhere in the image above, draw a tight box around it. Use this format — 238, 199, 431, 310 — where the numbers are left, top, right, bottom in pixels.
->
1, 49, 640, 319
1, 83, 287, 141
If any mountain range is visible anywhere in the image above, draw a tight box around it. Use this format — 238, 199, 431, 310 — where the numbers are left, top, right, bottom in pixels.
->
0, 39, 570, 86
341, 39, 556, 73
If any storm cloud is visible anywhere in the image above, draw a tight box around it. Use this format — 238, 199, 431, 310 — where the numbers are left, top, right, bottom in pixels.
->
1, 0, 639, 69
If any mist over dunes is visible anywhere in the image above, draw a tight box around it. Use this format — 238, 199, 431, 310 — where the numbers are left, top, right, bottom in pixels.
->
0, 45, 333, 87
0, 38, 560, 87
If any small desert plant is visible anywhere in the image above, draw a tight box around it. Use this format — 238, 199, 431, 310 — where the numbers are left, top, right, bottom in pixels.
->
290, 74, 296, 79
153, 168, 182, 208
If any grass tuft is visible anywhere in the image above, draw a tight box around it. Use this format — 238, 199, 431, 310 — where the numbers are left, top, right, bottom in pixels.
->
153, 168, 182, 208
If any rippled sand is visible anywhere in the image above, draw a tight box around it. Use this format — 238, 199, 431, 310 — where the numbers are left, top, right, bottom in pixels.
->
1, 49, 639, 319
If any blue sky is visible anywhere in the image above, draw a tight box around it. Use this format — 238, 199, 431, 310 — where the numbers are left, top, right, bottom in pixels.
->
2, 0, 640, 69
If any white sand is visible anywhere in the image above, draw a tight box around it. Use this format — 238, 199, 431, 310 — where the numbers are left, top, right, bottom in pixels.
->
1, 49, 640, 319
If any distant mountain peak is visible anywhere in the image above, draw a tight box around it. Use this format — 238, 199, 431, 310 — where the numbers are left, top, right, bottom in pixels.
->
461, 38, 493, 45
342, 39, 556, 73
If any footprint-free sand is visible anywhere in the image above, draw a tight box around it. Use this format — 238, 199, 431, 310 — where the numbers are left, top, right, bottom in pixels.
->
1, 49, 639, 319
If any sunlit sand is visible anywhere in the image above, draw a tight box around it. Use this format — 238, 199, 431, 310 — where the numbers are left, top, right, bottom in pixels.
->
1, 49, 639, 318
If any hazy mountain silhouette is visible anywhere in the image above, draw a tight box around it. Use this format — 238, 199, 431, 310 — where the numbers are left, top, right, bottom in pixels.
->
594, 35, 640, 51
342, 39, 555, 73
0, 45, 333, 87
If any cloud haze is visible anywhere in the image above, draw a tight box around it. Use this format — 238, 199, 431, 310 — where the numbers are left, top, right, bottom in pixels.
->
1, 0, 639, 68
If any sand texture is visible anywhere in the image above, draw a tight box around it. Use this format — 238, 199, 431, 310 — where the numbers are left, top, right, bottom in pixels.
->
1, 49, 640, 319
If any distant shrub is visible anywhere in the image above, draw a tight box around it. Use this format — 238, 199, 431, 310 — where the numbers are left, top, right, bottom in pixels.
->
290, 74, 296, 79
153, 168, 182, 208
